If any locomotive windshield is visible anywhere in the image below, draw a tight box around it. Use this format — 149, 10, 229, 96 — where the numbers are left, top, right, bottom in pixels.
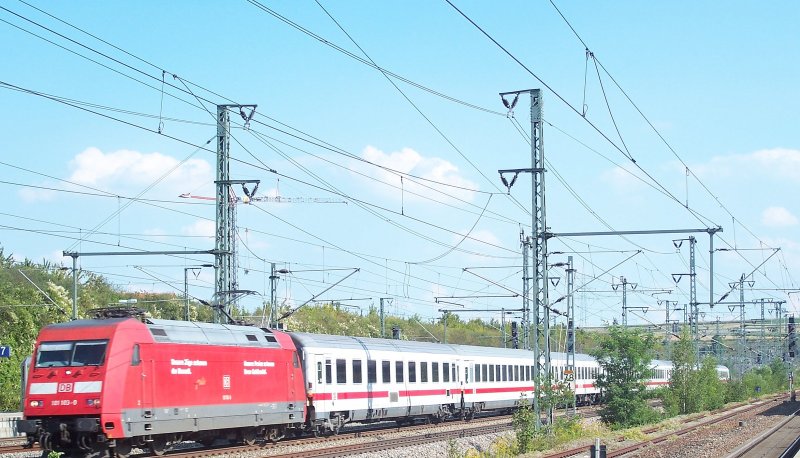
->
35, 340, 108, 367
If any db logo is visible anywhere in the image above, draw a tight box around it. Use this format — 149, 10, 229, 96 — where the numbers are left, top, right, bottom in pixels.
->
58, 383, 74, 393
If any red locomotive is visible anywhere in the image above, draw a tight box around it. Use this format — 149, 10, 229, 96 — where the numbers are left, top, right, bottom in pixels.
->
17, 309, 305, 457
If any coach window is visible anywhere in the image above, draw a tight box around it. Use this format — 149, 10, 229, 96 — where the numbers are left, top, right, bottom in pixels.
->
481, 364, 487, 382
421, 362, 428, 383
382, 361, 391, 383
336, 359, 347, 384
473, 364, 480, 382
325, 359, 332, 384
489, 364, 495, 382
443, 362, 450, 382
514, 365, 519, 381
525, 365, 530, 381
367, 360, 377, 384
352, 360, 363, 384
432, 362, 440, 382
317, 361, 323, 384
452, 364, 457, 382
502, 365, 507, 382
408, 361, 417, 383
495, 365, 500, 382
396, 361, 405, 383
131, 344, 140, 366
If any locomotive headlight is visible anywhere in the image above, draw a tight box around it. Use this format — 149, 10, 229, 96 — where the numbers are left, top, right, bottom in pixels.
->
29, 400, 43, 408
87, 398, 101, 408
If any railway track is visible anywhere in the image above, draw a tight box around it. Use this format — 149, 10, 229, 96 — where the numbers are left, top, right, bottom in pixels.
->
0, 404, 602, 458
161, 421, 513, 458
543, 395, 785, 458
0, 445, 30, 456
727, 403, 800, 458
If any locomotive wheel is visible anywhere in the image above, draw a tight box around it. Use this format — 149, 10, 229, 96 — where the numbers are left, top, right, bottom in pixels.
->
242, 428, 257, 446
267, 427, 282, 444
148, 436, 168, 456
84, 443, 110, 458
113, 440, 132, 458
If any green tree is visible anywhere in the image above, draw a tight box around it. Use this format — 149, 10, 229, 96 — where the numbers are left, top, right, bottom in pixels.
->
590, 325, 659, 429
697, 357, 726, 410
663, 328, 699, 415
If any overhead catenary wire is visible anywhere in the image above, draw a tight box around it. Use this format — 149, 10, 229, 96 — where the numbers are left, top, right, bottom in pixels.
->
1, 0, 788, 326
544, 0, 785, 289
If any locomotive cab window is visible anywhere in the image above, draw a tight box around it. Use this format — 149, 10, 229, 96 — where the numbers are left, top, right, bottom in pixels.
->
36, 340, 108, 368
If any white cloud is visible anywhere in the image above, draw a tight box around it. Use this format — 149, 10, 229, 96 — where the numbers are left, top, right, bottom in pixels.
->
68, 147, 213, 191
358, 146, 477, 202
694, 147, 800, 180
762, 206, 798, 227
467, 229, 501, 248
182, 219, 216, 238
600, 165, 644, 192
19, 185, 56, 203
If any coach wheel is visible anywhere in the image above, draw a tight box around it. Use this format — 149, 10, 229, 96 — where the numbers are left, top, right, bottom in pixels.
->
112, 440, 132, 458
148, 436, 168, 456
242, 428, 258, 446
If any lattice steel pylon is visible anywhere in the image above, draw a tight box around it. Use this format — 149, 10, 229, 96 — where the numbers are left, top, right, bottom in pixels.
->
214, 104, 256, 323
499, 88, 550, 428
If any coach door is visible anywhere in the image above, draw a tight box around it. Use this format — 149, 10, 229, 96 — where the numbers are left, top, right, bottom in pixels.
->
313, 354, 333, 419
462, 360, 474, 404
134, 343, 154, 420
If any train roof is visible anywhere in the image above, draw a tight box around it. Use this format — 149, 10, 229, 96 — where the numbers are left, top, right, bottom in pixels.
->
147, 319, 290, 348
290, 332, 597, 362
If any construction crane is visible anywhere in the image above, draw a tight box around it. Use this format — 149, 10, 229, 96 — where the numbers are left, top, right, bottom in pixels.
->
179, 193, 347, 204
178, 182, 346, 317
179, 181, 347, 205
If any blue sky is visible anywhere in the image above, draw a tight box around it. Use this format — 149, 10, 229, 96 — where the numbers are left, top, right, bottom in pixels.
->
1, 1, 798, 333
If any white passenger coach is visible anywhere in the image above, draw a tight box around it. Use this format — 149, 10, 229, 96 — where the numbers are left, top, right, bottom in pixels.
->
289, 333, 730, 435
